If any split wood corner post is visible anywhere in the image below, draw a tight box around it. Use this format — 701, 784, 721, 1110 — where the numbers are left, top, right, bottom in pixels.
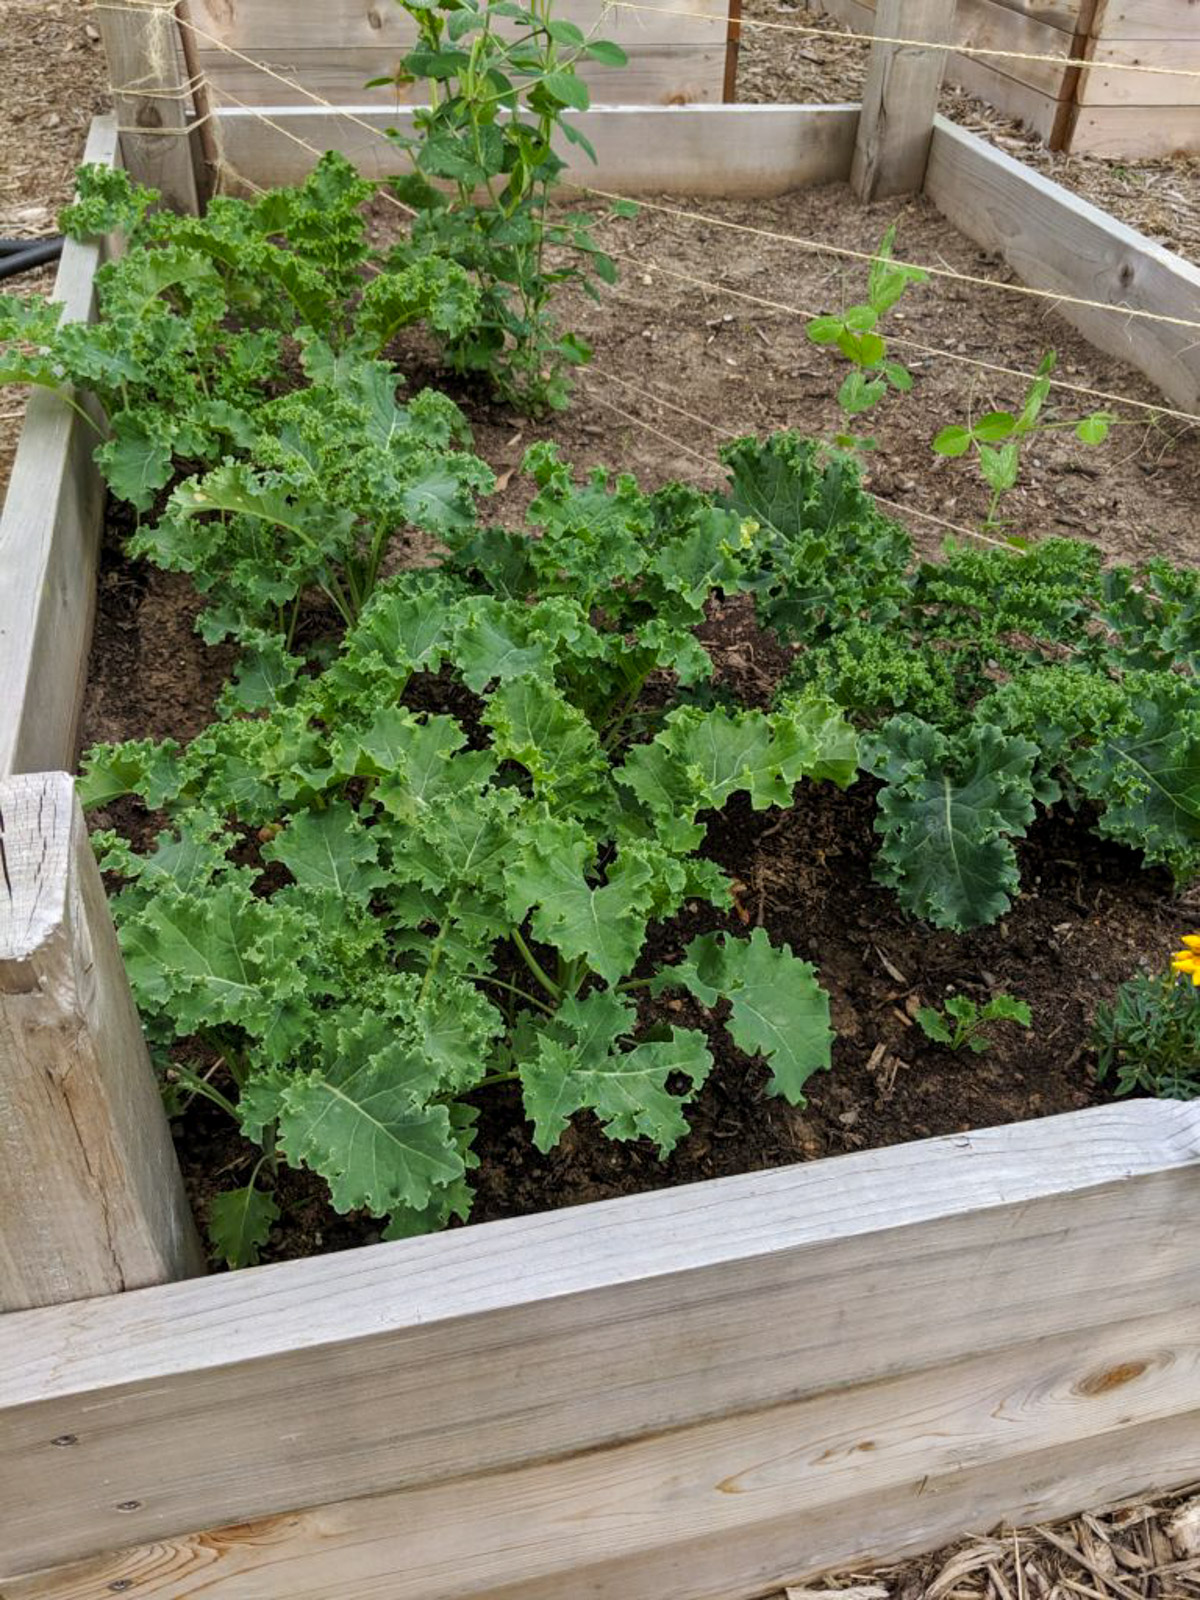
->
0, 773, 206, 1312
852, 0, 956, 201
94, 0, 205, 212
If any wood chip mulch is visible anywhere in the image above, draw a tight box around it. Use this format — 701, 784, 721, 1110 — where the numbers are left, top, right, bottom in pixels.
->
777, 1487, 1200, 1600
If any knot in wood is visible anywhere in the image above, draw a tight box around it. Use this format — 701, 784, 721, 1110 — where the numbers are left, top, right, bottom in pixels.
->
1075, 1359, 1150, 1397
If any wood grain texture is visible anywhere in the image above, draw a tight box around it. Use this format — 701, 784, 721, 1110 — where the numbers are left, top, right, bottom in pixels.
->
924, 117, 1200, 409
2, 1103, 1199, 1579
12, 1318, 1200, 1599
189, 0, 727, 107
96, 1, 201, 211
214, 103, 860, 195
817, 0, 1063, 139
1077, 37, 1200, 108
0, 118, 116, 782
203, 47, 727, 108
851, 0, 955, 199
0, 773, 205, 1314
1069, 103, 1200, 156
1092, 1, 1200, 41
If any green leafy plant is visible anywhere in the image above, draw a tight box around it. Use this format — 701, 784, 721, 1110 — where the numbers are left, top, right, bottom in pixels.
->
0, 160, 495, 645
1094, 971, 1200, 1099
932, 353, 1115, 534
774, 526, 1200, 930
83, 442, 863, 1266
806, 226, 927, 448
916, 992, 1031, 1054
380, 0, 630, 411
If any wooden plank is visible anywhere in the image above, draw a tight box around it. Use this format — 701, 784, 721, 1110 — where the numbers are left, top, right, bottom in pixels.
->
12, 1316, 1200, 1599
1, 1102, 1199, 1577
852, 0, 955, 200
0, 117, 116, 781
925, 116, 1200, 410
188, 0, 727, 50
1077, 38, 1200, 108
988, 0, 1082, 29
955, 0, 1076, 98
214, 103, 861, 196
1068, 103, 1200, 156
96, 0, 201, 211
202, 47, 727, 108
188, 0, 728, 107
817, 0, 1066, 136
1091, 0, 1200, 41
0, 773, 205, 1315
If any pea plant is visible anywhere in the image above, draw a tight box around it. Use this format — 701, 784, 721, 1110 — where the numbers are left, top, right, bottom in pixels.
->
380, 0, 633, 412
806, 225, 927, 449
932, 352, 1115, 534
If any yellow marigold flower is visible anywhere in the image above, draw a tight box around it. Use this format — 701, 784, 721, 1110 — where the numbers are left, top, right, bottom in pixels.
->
1172, 932, 1200, 985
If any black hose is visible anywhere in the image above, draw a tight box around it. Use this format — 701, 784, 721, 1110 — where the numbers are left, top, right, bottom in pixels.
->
0, 238, 64, 279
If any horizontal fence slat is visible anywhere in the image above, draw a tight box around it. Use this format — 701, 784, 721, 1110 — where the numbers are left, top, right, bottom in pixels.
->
203, 47, 726, 108
925, 116, 1200, 410
2, 1103, 1199, 1579
12, 1313, 1200, 1598
1069, 103, 1200, 156
1091, 0, 1199, 41
1078, 38, 1200, 108
0, 117, 117, 780
189, 0, 728, 49
190, 0, 729, 106
213, 103, 861, 195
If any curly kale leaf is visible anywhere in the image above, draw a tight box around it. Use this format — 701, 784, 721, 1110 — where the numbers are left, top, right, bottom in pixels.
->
662, 927, 834, 1103
1072, 677, 1200, 881
208, 1183, 280, 1270
864, 717, 1039, 930
720, 431, 911, 640
522, 992, 712, 1155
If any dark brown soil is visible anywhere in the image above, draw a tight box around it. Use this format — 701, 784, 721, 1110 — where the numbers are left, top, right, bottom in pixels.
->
79, 183, 1200, 1267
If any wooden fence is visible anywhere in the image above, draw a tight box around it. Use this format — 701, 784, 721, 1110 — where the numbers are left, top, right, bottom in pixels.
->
818, 0, 1200, 157
186, 0, 734, 107
4, 9, 1200, 1594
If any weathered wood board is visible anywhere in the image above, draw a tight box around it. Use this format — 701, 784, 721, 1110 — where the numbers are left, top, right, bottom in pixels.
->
925, 117, 1200, 411
0, 774, 205, 1313
214, 102, 861, 194
2, 1102, 1200, 1594
0, 117, 117, 781
188, 0, 730, 107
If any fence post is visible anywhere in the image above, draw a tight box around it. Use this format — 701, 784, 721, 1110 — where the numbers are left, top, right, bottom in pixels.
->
96, 0, 202, 213
851, 0, 956, 201
0, 772, 205, 1312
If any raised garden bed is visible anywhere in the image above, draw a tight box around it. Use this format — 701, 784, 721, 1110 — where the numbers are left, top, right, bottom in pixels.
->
3, 30, 1200, 1595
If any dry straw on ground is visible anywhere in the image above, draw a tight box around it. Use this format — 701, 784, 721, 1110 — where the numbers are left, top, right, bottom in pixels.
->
779, 1486, 1200, 1600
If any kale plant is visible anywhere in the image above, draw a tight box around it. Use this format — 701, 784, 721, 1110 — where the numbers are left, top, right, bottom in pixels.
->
770, 502, 1200, 930
83, 445, 862, 1265
0, 159, 493, 644
380, 0, 630, 412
